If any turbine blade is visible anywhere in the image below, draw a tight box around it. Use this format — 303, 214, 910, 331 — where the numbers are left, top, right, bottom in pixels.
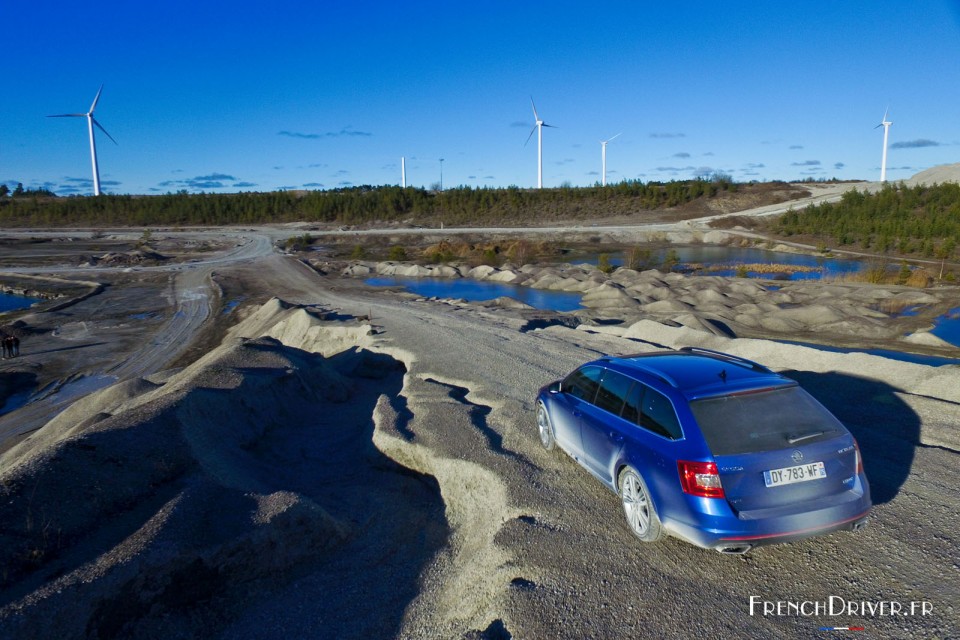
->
92, 117, 118, 145
530, 96, 539, 122
542, 123, 557, 128
90, 84, 104, 113
48, 113, 87, 118
609, 132, 622, 141
524, 125, 537, 147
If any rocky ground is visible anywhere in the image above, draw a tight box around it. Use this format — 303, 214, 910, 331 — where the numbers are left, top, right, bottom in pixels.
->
1, 251, 958, 638
341, 258, 960, 356
1, 175, 959, 637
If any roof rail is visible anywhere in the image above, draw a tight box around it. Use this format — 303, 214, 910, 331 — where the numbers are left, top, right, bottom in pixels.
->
677, 347, 773, 373
604, 356, 680, 388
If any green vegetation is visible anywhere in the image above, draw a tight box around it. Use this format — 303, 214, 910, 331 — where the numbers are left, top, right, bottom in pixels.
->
0, 178, 739, 228
386, 245, 407, 261
284, 233, 315, 251
770, 183, 960, 261
597, 253, 614, 274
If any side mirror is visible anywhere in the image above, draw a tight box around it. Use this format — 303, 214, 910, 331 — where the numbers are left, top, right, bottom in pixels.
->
548, 381, 562, 394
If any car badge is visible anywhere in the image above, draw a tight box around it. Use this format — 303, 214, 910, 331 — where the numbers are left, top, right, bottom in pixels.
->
791, 450, 804, 463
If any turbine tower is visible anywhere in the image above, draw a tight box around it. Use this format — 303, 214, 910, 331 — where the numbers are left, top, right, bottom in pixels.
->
525, 97, 555, 189
600, 133, 621, 187
401, 156, 406, 188
876, 109, 892, 183
48, 84, 117, 196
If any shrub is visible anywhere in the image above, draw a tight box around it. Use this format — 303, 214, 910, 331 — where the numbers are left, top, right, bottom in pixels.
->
284, 233, 314, 251
626, 247, 652, 271
597, 253, 614, 274
896, 260, 912, 286
906, 268, 932, 288
480, 248, 500, 266
661, 249, 680, 272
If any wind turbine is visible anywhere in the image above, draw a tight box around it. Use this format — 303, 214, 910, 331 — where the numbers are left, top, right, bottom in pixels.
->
48, 84, 117, 196
875, 108, 892, 183
525, 97, 555, 189
600, 133, 621, 187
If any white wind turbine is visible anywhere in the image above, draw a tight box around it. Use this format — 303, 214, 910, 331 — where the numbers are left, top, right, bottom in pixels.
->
875, 108, 892, 183
48, 84, 117, 196
600, 132, 621, 187
525, 97, 556, 189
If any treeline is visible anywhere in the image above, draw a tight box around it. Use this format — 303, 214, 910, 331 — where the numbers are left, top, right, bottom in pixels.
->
770, 183, 960, 258
0, 178, 737, 227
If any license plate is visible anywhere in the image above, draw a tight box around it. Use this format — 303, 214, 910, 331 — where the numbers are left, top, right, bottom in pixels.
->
763, 461, 826, 487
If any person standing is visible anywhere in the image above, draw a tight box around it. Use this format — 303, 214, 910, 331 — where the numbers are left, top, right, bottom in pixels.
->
11, 336, 19, 357
1, 335, 9, 359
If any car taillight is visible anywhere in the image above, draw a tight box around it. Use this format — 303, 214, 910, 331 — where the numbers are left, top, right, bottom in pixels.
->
678, 460, 724, 498
854, 439, 863, 475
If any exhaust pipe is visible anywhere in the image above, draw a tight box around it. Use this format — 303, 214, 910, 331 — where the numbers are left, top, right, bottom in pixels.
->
718, 545, 752, 555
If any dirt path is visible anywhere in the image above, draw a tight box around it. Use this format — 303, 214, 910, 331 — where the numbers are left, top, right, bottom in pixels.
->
0, 233, 275, 446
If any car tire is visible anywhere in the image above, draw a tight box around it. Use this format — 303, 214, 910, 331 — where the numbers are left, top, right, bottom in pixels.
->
536, 401, 556, 451
618, 467, 663, 543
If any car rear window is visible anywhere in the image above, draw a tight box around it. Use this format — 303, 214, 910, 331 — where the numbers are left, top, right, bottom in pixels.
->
690, 386, 845, 455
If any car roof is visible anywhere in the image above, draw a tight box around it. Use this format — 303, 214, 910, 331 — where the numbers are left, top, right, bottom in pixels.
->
597, 347, 795, 401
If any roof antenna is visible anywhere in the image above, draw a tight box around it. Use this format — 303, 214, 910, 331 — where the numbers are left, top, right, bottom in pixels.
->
718, 369, 727, 382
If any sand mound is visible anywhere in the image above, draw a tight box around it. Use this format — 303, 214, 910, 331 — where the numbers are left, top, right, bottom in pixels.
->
0, 302, 444, 639
907, 163, 960, 186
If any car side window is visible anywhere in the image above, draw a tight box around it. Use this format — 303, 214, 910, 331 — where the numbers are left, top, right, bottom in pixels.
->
622, 383, 643, 424
595, 370, 633, 416
563, 366, 603, 403
640, 387, 682, 440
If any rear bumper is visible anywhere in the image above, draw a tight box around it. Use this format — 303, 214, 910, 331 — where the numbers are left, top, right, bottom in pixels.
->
664, 489, 872, 553
708, 510, 870, 553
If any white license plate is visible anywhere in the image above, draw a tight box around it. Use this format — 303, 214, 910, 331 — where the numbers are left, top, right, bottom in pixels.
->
763, 461, 826, 487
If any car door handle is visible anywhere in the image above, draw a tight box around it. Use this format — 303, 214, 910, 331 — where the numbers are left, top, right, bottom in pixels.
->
610, 432, 624, 443
572, 411, 582, 418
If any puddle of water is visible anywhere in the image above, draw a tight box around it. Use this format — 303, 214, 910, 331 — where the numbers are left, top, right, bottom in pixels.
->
365, 277, 583, 311
222, 298, 244, 315
577, 246, 864, 281
930, 306, 960, 347
0, 389, 34, 416
47, 374, 119, 404
0, 292, 42, 312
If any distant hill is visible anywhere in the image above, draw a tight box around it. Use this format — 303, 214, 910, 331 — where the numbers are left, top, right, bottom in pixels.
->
906, 163, 960, 186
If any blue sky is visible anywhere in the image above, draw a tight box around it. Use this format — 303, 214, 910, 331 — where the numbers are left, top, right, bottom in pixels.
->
4, 1, 960, 196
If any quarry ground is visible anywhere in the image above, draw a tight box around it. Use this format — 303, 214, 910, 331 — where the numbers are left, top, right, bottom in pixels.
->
0, 181, 958, 638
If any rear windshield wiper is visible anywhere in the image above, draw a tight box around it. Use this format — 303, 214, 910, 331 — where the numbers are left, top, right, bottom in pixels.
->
787, 430, 825, 445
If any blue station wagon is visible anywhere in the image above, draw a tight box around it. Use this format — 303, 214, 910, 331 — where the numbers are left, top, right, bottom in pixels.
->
535, 347, 871, 554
